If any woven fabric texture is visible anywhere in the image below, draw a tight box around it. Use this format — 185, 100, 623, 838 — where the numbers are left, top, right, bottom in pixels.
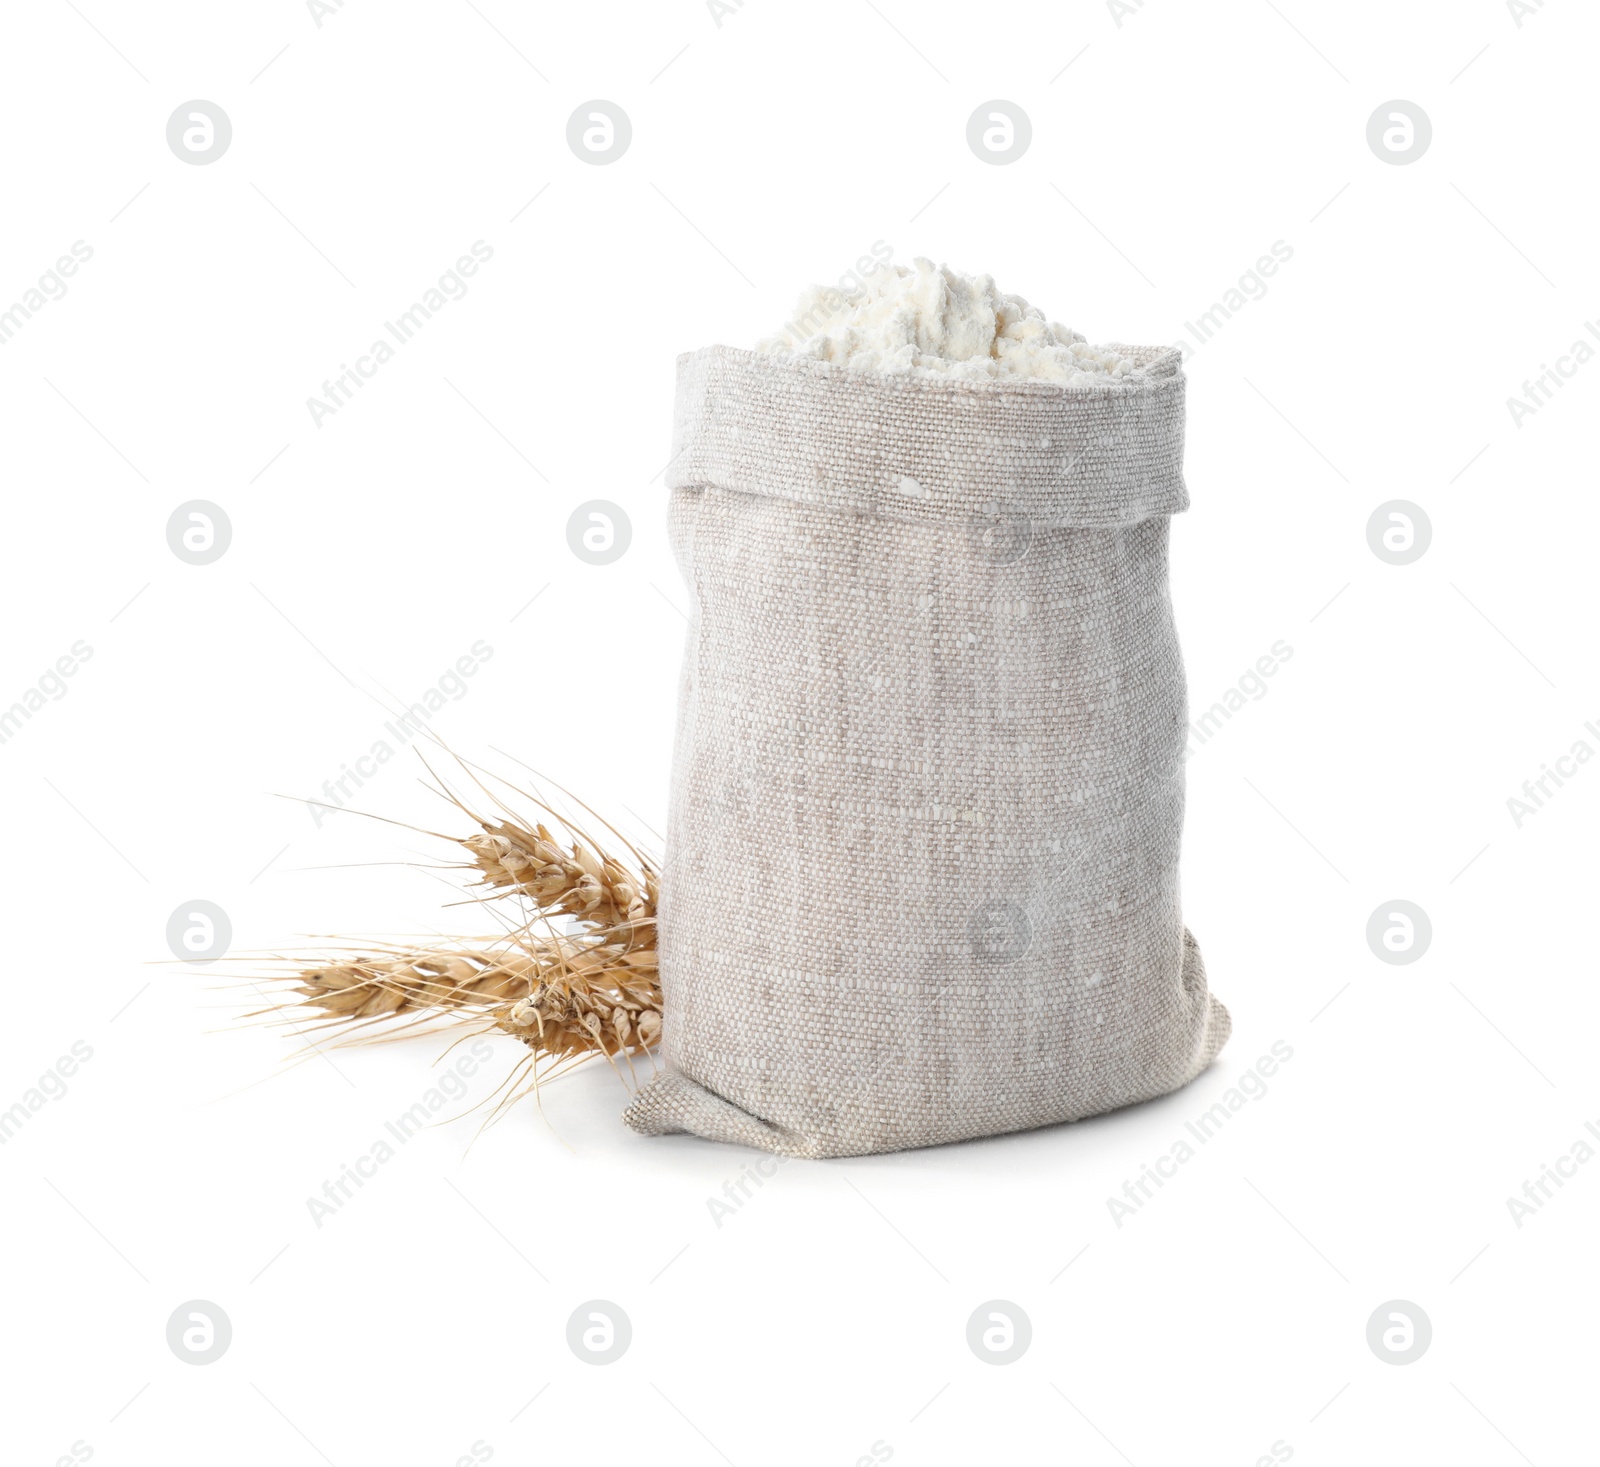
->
623, 345, 1229, 1157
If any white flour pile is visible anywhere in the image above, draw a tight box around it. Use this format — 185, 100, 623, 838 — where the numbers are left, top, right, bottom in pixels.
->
757, 258, 1140, 384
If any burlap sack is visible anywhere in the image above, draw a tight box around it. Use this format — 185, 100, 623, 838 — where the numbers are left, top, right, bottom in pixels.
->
623, 344, 1229, 1157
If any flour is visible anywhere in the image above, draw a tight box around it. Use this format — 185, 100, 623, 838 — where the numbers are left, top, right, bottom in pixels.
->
757, 257, 1140, 385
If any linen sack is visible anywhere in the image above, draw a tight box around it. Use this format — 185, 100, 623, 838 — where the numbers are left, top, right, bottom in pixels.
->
623, 344, 1230, 1157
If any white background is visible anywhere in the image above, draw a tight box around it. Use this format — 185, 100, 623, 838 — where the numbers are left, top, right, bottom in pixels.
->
2, 0, 1596, 1463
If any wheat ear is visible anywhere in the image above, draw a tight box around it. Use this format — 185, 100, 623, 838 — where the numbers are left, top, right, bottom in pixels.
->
249, 756, 662, 1104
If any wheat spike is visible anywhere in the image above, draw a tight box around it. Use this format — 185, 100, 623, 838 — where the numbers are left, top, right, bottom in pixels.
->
248, 758, 662, 1110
